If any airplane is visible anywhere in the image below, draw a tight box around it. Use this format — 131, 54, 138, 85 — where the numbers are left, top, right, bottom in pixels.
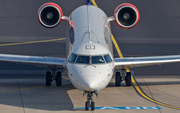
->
1, 0, 180, 111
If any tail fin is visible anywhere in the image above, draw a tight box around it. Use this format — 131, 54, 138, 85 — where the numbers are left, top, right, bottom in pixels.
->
86, 0, 92, 5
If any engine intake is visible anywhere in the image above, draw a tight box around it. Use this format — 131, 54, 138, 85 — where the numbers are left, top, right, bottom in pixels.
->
114, 3, 140, 29
38, 3, 63, 28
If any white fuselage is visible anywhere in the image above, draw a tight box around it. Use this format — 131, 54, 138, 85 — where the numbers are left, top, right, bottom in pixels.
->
66, 5, 114, 92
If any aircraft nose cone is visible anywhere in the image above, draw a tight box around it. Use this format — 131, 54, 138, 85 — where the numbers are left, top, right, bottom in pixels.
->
83, 76, 100, 91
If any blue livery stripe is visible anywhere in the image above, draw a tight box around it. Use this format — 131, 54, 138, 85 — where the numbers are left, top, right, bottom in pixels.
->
86, 0, 92, 5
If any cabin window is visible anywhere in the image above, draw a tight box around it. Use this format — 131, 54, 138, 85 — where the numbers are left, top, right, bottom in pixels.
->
92, 56, 105, 64
76, 56, 90, 64
68, 54, 77, 63
104, 26, 110, 44
69, 26, 75, 44
104, 55, 112, 63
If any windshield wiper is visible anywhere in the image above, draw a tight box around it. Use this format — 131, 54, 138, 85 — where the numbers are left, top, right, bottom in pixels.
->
84, 57, 96, 68
84, 63, 96, 68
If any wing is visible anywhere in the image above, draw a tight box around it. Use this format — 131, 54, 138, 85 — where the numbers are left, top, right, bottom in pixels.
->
0, 54, 66, 69
114, 55, 180, 69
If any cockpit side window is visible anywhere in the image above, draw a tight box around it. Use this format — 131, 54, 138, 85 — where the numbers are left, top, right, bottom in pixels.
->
68, 54, 77, 63
69, 26, 75, 44
92, 56, 105, 64
104, 55, 112, 63
76, 56, 90, 64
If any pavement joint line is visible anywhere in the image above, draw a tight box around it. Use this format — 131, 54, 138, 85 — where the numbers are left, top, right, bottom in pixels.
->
142, 78, 156, 101
17, 79, 25, 113
114, 27, 180, 110
0, 38, 66, 47
131, 75, 180, 110
92, 0, 180, 110
113, 30, 180, 110
142, 78, 162, 113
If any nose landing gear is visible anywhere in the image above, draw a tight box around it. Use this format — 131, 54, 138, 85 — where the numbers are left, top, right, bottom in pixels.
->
83, 91, 98, 111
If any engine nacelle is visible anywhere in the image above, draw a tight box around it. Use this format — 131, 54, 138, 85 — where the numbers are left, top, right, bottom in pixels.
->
114, 3, 140, 29
37, 3, 63, 28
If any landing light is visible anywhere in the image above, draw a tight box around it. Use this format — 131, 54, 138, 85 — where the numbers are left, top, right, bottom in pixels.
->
86, 45, 95, 50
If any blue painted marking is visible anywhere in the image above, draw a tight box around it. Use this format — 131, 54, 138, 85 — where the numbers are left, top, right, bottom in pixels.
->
74, 106, 161, 110
86, 0, 92, 5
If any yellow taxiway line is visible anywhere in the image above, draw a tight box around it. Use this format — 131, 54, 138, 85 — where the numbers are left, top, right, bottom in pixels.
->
91, 0, 98, 7
0, 38, 66, 47
0, 37, 66, 92
92, 0, 180, 110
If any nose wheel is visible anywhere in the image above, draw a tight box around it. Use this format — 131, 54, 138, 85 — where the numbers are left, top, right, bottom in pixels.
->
84, 91, 96, 111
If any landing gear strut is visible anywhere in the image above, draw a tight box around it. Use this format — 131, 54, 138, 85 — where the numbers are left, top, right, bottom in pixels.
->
56, 71, 62, 86
84, 91, 97, 111
125, 72, 131, 86
115, 72, 121, 86
46, 71, 52, 86
45, 70, 62, 86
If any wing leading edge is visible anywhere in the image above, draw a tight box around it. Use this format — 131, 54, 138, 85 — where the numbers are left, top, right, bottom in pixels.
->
0, 54, 66, 69
114, 55, 180, 69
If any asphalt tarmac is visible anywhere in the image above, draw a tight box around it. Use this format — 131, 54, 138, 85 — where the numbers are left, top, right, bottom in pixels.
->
0, 0, 180, 75
0, 0, 180, 113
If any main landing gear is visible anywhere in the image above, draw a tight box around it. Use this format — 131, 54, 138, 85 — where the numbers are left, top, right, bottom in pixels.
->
115, 69, 131, 86
46, 70, 62, 86
83, 91, 98, 111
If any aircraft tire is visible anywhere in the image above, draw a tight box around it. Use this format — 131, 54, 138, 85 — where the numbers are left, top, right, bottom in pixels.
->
91, 101, 95, 111
85, 102, 89, 110
56, 71, 62, 86
125, 72, 131, 86
46, 71, 52, 86
115, 72, 121, 86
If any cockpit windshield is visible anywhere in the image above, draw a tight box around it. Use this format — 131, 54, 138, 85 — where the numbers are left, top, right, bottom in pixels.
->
92, 56, 105, 64
76, 56, 90, 64
68, 54, 112, 64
